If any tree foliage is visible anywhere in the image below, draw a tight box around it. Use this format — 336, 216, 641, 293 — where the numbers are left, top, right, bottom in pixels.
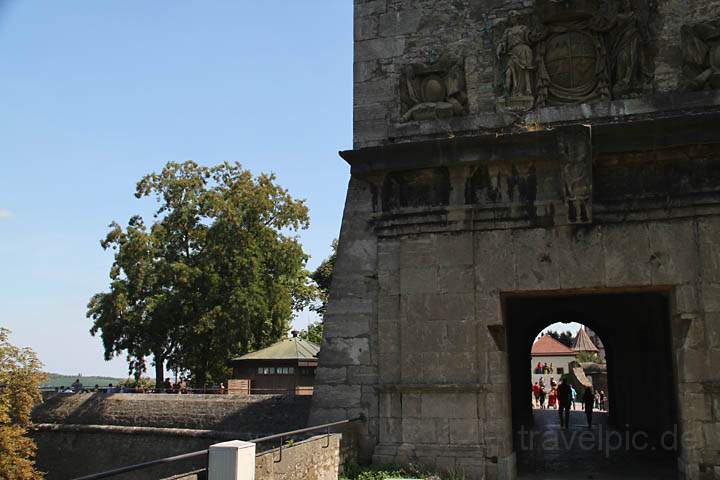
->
0, 328, 46, 480
299, 322, 324, 345
299, 239, 338, 346
576, 351, 601, 363
309, 239, 337, 318
546, 329, 574, 348
88, 161, 315, 385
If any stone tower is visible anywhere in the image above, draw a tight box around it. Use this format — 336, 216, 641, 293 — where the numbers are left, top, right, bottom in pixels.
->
311, 1, 720, 478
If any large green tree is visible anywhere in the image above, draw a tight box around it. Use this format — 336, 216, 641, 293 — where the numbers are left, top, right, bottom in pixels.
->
88, 161, 314, 386
0, 328, 46, 479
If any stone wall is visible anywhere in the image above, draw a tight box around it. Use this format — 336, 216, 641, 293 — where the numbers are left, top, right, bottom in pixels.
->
314, 92, 720, 480
33, 427, 345, 480
352, 0, 720, 149
32, 393, 313, 479
316, 1, 720, 478
33, 392, 311, 433
32, 425, 222, 480
255, 434, 342, 480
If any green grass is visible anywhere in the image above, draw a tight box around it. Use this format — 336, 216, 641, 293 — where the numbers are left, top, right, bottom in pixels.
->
340, 462, 466, 480
42, 372, 126, 389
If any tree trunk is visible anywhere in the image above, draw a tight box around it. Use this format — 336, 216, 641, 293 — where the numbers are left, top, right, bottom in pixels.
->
154, 355, 164, 390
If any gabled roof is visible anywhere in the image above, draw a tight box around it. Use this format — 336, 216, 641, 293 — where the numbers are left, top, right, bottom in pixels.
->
531, 334, 577, 356
573, 327, 600, 353
232, 336, 319, 361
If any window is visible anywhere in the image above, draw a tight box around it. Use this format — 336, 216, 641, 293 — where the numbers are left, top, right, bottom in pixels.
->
557, 367, 564, 375
257, 367, 276, 375
276, 367, 294, 375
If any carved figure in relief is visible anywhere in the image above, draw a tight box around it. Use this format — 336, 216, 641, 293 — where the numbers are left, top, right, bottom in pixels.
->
493, 0, 656, 110
608, 0, 653, 96
558, 127, 593, 224
682, 20, 720, 90
496, 11, 536, 104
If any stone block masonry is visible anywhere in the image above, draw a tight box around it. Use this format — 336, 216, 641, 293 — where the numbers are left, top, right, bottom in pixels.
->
312, 1, 720, 477
32, 393, 313, 479
33, 392, 311, 433
351, 0, 720, 149
33, 426, 345, 480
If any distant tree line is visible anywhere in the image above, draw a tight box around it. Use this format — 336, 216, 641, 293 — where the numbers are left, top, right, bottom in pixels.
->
546, 329, 574, 348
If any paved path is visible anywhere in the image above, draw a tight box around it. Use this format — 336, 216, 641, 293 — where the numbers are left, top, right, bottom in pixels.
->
517, 409, 678, 479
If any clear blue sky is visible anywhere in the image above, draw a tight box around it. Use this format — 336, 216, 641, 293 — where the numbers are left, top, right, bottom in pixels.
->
0, 1, 353, 378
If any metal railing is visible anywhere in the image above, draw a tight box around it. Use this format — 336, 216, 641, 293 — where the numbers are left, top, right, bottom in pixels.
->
70, 415, 365, 480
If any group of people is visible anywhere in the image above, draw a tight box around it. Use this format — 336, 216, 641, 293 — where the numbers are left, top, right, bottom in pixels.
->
533, 377, 571, 409
533, 378, 608, 428
534, 361, 555, 374
159, 377, 226, 394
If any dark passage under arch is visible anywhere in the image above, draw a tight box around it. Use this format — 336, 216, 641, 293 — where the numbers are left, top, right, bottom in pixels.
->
505, 291, 678, 476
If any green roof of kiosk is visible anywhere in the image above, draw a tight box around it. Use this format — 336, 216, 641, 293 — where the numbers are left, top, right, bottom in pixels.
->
232, 335, 319, 361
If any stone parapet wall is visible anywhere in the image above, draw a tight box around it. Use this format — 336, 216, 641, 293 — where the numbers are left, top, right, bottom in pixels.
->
33, 392, 311, 433
31, 425, 219, 480
32, 426, 347, 480
255, 434, 342, 480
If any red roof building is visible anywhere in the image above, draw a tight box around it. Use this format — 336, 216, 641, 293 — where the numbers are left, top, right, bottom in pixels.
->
531, 334, 577, 357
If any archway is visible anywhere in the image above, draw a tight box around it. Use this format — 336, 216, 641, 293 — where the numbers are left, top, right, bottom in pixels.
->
505, 291, 679, 477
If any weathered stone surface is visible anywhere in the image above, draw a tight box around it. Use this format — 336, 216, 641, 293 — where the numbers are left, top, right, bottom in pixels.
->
513, 228, 560, 291
319, 338, 371, 367
323, 314, 371, 338
603, 224, 652, 287
312, 385, 362, 409
556, 225, 605, 289
314, 2, 720, 479
475, 230, 515, 293
648, 220, 699, 285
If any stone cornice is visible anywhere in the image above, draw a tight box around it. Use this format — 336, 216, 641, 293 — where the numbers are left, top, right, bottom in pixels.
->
342, 106, 720, 176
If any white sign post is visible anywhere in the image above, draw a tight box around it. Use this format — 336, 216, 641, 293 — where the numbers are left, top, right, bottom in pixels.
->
208, 440, 256, 480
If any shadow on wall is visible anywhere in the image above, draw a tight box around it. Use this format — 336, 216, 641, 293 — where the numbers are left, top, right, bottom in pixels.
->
32, 393, 315, 480
33, 392, 312, 433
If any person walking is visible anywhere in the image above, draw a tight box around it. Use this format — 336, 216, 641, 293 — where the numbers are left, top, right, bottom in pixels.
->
571, 384, 577, 410
557, 378, 572, 429
539, 384, 547, 409
532, 382, 541, 407
583, 386, 595, 428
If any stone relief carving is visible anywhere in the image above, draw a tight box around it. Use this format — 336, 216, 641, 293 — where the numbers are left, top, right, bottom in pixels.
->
495, 0, 654, 110
496, 11, 536, 110
682, 20, 720, 90
381, 168, 450, 212
608, 0, 654, 96
399, 53, 469, 122
558, 127, 593, 224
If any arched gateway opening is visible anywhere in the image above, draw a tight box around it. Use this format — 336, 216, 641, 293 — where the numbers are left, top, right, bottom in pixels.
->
506, 291, 679, 478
